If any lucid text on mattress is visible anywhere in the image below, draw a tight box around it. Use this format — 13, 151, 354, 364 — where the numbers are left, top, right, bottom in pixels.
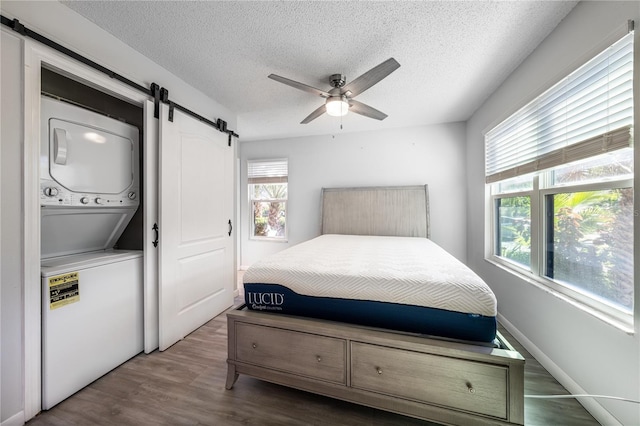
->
246, 291, 284, 311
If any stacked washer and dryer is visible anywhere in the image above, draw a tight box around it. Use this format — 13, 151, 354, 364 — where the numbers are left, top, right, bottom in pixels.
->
40, 96, 144, 409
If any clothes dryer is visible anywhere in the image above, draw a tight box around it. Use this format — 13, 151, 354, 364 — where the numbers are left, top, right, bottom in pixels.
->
40, 95, 140, 210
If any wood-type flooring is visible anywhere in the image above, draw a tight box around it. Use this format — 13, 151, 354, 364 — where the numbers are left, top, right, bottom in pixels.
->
27, 297, 599, 426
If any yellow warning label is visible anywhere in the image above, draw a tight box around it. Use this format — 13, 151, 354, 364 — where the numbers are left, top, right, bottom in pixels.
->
48, 272, 79, 309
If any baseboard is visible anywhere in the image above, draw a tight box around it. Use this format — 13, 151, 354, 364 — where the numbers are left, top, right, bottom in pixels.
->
1, 411, 25, 426
497, 313, 621, 426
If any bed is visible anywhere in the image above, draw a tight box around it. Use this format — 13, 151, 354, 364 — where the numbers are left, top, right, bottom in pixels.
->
226, 185, 524, 425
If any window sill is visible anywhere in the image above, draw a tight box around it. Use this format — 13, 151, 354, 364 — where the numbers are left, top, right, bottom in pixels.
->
485, 257, 635, 335
249, 236, 288, 243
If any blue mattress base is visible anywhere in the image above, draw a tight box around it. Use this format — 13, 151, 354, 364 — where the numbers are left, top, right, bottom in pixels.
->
244, 283, 497, 343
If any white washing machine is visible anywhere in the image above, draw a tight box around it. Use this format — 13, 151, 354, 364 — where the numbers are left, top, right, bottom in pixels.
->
41, 251, 143, 409
40, 96, 144, 409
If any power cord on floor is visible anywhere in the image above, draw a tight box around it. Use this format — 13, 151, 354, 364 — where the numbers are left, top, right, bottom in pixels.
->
525, 394, 640, 404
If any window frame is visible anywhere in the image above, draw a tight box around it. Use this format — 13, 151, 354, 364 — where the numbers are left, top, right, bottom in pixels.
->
247, 159, 289, 242
488, 173, 634, 329
492, 189, 536, 272
249, 186, 288, 242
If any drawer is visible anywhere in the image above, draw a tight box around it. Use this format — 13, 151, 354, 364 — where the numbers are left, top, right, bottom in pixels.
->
351, 342, 508, 419
236, 322, 346, 384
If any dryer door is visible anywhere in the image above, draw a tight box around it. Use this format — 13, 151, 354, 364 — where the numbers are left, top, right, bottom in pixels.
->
48, 118, 135, 194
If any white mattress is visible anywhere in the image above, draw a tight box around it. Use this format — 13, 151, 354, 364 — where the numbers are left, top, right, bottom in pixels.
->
243, 234, 497, 316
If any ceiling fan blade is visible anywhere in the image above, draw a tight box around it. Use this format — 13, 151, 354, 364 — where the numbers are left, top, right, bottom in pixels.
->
301, 104, 327, 124
348, 100, 388, 120
342, 58, 400, 97
268, 74, 331, 98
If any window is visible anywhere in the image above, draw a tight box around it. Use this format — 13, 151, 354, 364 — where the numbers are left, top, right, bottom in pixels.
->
248, 159, 288, 240
495, 194, 531, 269
485, 31, 634, 327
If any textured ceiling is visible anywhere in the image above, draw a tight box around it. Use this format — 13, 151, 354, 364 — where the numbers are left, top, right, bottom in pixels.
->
61, 1, 578, 141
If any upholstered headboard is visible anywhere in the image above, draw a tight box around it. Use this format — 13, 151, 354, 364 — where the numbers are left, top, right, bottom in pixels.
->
321, 185, 430, 238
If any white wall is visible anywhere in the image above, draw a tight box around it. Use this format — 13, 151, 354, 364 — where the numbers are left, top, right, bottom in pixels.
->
0, 2, 236, 424
1, 29, 25, 426
239, 123, 467, 267
466, 2, 639, 425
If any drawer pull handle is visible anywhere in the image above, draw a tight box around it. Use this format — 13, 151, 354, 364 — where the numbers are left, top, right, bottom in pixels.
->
252, 343, 257, 349
316, 355, 322, 362
466, 382, 475, 394
376, 367, 383, 375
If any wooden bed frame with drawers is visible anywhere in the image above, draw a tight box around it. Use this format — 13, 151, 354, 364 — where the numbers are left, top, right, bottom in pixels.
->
226, 186, 525, 425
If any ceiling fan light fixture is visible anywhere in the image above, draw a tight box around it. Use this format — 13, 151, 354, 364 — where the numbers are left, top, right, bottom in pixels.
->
325, 96, 349, 117
269, 58, 399, 123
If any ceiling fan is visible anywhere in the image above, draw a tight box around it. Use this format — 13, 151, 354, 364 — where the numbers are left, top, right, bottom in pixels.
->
268, 58, 400, 124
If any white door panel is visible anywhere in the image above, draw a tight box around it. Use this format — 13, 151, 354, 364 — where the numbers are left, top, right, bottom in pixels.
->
178, 135, 225, 241
158, 103, 233, 351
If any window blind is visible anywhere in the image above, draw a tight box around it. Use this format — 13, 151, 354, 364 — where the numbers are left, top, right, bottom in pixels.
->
248, 159, 288, 184
485, 31, 634, 184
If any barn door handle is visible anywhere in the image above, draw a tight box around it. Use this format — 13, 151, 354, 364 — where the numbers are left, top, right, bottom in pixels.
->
152, 223, 159, 247
228, 220, 233, 236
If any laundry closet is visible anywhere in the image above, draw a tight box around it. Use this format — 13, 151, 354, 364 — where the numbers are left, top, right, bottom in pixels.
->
39, 69, 145, 409
27, 50, 235, 412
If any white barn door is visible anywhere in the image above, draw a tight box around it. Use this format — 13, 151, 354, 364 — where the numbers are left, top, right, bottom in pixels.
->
158, 103, 234, 351
143, 100, 159, 353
